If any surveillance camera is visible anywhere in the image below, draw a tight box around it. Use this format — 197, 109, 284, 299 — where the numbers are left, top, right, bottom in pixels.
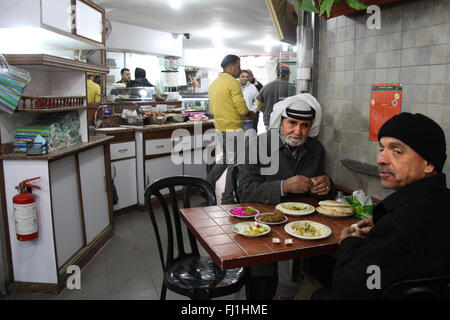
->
184, 33, 191, 39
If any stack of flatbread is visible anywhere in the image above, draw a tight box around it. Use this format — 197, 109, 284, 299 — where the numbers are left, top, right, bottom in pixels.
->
316, 200, 353, 217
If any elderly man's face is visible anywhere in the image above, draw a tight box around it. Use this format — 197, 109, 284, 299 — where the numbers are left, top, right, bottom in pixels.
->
377, 136, 435, 189
280, 118, 311, 147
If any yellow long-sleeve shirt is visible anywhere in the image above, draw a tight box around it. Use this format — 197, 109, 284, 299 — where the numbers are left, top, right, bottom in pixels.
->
87, 79, 101, 103
208, 72, 249, 132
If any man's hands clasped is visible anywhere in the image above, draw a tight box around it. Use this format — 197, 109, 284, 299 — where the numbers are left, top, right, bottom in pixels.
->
282, 175, 332, 196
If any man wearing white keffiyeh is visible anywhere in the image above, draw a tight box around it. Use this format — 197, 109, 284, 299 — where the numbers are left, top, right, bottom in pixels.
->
236, 93, 336, 299
237, 93, 334, 205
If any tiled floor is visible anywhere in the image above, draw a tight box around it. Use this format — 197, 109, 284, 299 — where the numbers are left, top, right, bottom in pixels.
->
3, 193, 300, 300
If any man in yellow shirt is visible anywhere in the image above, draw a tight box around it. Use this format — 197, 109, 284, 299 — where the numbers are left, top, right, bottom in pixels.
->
207, 55, 256, 203
87, 73, 101, 103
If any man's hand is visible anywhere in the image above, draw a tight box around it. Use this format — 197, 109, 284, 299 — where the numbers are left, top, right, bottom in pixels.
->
244, 111, 257, 121
339, 217, 373, 245
311, 175, 332, 195
282, 175, 314, 194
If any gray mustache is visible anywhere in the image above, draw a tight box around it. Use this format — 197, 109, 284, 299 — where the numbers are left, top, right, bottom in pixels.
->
379, 165, 395, 175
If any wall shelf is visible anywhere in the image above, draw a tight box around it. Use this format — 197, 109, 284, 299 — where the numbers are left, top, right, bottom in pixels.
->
3, 54, 109, 74
16, 106, 88, 114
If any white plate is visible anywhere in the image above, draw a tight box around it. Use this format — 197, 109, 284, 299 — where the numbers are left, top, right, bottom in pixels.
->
232, 222, 271, 238
275, 202, 315, 216
254, 212, 288, 225
284, 220, 331, 240
228, 207, 260, 219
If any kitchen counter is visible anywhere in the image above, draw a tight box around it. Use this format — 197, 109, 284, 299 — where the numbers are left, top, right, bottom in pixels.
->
94, 120, 216, 208
0, 136, 114, 161
94, 120, 215, 135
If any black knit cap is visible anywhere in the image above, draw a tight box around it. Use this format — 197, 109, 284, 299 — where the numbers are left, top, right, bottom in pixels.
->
378, 112, 447, 172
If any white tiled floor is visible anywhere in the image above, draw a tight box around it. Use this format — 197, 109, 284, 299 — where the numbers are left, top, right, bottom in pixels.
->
4, 194, 300, 301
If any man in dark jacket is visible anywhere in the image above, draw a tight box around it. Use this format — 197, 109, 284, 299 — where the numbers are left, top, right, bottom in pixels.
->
236, 94, 335, 299
238, 93, 334, 204
128, 67, 154, 87
313, 112, 449, 300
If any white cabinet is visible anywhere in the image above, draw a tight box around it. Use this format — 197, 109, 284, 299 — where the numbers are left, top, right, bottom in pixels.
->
145, 156, 182, 193
78, 146, 110, 244
50, 155, 84, 268
145, 138, 172, 155
112, 158, 137, 211
1, 139, 113, 292
41, 0, 72, 33
75, 0, 103, 43
0, 0, 105, 53
110, 141, 136, 160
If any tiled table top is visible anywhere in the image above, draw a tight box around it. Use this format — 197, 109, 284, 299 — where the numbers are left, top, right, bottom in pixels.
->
180, 199, 360, 269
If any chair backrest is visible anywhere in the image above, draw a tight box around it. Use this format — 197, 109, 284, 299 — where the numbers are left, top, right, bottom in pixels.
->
144, 176, 216, 272
231, 164, 240, 204
382, 273, 450, 300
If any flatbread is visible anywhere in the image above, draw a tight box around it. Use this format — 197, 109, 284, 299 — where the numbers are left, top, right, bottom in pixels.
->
316, 206, 353, 217
318, 200, 349, 207
320, 205, 353, 214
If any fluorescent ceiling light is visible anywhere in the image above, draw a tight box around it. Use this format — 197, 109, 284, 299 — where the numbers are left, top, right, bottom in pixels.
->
169, 0, 182, 9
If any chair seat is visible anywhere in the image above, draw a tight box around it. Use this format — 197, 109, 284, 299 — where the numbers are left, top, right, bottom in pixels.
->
165, 256, 245, 298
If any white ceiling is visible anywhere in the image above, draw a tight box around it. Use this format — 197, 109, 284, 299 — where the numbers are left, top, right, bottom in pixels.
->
95, 0, 280, 56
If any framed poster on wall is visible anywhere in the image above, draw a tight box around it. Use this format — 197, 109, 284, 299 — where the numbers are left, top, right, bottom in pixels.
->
369, 83, 402, 141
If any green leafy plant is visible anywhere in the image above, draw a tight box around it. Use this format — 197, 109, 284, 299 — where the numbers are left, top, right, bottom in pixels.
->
290, 0, 368, 18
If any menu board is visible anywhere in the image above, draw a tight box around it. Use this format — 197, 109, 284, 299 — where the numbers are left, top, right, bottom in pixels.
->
369, 83, 402, 141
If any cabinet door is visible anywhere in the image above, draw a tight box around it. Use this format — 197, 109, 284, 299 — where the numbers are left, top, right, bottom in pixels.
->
111, 158, 137, 211
50, 155, 84, 268
76, 0, 103, 43
78, 146, 110, 244
41, 0, 72, 33
145, 156, 182, 194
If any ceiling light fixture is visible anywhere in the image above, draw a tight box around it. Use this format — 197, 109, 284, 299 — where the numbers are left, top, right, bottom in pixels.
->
169, 0, 182, 9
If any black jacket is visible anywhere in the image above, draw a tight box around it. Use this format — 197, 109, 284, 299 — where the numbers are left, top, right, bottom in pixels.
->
128, 78, 154, 88
252, 80, 263, 92
327, 174, 450, 299
237, 129, 335, 205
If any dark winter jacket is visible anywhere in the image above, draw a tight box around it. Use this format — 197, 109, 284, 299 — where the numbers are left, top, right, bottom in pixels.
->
328, 174, 450, 299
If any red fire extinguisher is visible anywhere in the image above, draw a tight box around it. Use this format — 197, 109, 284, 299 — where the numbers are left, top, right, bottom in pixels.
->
13, 177, 41, 241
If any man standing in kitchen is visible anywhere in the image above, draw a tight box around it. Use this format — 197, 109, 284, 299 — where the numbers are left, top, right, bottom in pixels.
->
116, 68, 131, 85
86, 72, 101, 103
207, 55, 256, 204
257, 65, 296, 131
247, 69, 263, 92
239, 70, 259, 133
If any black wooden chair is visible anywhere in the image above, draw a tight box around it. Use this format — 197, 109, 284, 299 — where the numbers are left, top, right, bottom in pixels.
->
382, 274, 450, 300
144, 175, 246, 300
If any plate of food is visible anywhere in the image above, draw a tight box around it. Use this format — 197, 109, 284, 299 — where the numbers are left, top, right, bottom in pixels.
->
316, 200, 354, 218
232, 222, 271, 238
284, 220, 331, 240
255, 210, 288, 225
275, 202, 315, 216
228, 206, 259, 219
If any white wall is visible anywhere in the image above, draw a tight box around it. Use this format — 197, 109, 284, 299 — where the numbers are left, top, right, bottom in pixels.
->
106, 21, 183, 58
182, 49, 222, 70
0, 0, 41, 28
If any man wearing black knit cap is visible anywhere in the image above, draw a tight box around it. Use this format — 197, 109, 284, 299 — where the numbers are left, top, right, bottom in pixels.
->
313, 112, 450, 300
